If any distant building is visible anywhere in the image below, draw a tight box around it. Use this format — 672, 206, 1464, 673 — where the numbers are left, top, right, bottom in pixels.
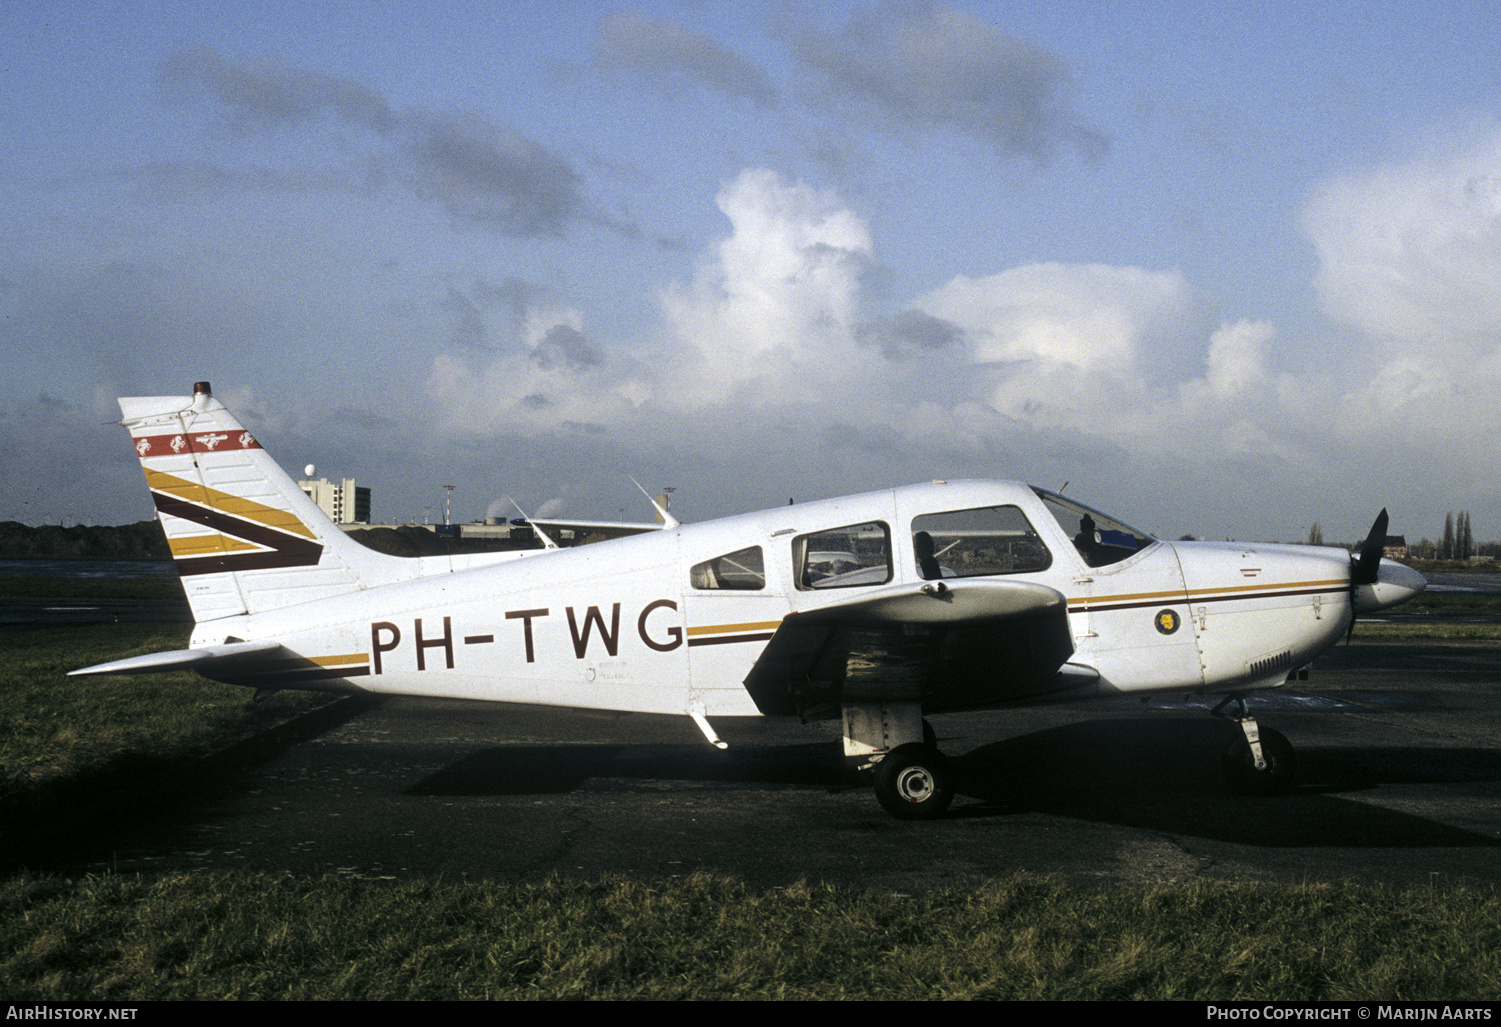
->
1382, 535, 1407, 560
299, 476, 371, 525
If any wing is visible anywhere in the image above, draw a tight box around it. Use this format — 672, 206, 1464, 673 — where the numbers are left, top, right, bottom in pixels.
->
743, 579, 1084, 718
527, 518, 664, 538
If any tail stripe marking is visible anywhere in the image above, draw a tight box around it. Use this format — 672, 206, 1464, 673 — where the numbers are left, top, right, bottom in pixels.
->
145, 470, 323, 576
230, 653, 371, 686
134, 431, 262, 457
167, 534, 265, 558
144, 469, 317, 539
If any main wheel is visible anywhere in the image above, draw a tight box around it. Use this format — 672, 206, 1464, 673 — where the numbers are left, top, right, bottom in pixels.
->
1222, 727, 1297, 796
874, 743, 954, 819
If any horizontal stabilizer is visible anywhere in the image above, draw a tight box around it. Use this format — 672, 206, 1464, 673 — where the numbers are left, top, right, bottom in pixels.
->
69, 639, 284, 677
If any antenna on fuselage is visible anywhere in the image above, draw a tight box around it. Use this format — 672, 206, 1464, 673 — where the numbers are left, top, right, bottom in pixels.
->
1059, 480, 1069, 492
507, 497, 558, 550
628, 475, 680, 529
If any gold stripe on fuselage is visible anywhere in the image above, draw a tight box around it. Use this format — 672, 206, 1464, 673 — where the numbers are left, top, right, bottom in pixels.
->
1070, 578, 1348, 611
686, 620, 783, 637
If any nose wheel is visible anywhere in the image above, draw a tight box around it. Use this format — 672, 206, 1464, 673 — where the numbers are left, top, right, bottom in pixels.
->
1213, 696, 1297, 795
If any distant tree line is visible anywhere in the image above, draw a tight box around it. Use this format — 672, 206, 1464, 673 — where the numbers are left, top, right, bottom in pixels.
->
0, 521, 538, 562
1301, 512, 1498, 563
1447, 511, 1474, 560
0, 521, 171, 561
1406, 511, 1491, 561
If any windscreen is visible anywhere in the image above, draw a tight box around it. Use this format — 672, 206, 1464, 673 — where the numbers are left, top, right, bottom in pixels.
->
1032, 488, 1155, 568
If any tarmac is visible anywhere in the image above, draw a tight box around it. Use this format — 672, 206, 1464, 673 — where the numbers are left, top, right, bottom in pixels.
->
21, 638, 1501, 892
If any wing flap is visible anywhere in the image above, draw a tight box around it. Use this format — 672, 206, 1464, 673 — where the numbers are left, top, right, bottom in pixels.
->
69, 639, 284, 677
744, 580, 1076, 717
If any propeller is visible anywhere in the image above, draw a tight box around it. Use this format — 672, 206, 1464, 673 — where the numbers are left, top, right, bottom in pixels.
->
1346, 508, 1388, 642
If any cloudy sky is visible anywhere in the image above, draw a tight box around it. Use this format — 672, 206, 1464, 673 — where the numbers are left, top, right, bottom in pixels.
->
5, 0, 1501, 544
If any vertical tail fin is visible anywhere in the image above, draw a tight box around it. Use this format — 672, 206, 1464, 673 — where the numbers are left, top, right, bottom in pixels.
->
122, 382, 390, 621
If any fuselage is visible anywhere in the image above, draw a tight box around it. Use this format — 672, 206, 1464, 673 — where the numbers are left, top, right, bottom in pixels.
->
190, 480, 1425, 717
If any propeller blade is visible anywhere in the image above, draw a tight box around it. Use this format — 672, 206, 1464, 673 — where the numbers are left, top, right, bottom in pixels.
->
1351, 508, 1388, 587
1347, 508, 1390, 644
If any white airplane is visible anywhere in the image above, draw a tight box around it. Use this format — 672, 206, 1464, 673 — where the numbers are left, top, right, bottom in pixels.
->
74, 382, 1428, 819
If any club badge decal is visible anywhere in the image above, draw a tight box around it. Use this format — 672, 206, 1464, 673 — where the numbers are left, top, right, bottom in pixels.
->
1155, 609, 1181, 635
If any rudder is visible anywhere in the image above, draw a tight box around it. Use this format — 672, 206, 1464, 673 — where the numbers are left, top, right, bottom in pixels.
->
122, 381, 390, 621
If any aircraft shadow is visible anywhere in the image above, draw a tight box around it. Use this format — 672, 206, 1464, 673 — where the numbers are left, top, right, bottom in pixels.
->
410, 717, 1501, 849
409, 740, 842, 796
947, 718, 1501, 848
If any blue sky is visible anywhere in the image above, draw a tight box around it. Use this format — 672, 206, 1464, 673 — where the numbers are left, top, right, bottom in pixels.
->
5, 0, 1501, 545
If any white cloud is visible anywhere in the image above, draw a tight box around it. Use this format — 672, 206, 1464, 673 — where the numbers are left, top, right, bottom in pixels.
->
1302, 129, 1501, 503
413, 167, 1362, 550
655, 169, 874, 403
423, 169, 1308, 501
400, 154, 1501, 541
426, 169, 879, 435
914, 262, 1206, 436
1202, 319, 1272, 399
919, 263, 1195, 372
1305, 129, 1501, 351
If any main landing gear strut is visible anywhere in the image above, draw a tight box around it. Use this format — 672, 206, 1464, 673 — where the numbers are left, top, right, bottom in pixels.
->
1212, 695, 1297, 796
844, 703, 954, 819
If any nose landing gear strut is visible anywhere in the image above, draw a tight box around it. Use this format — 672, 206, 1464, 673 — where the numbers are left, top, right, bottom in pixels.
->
1213, 695, 1297, 796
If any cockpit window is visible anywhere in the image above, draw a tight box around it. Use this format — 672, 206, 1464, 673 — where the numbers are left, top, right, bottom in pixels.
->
1032, 488, 1155, 568
793, 522, 892, 590
690, 546, 766, 590
911, 506, 1051, 578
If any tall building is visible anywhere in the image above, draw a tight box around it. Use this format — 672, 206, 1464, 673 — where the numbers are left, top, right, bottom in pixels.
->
299, 476, 371, 525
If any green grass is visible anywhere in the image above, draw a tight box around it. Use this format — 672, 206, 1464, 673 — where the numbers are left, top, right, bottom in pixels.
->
1354, 622, 1501, 639
0, 575, 185, 605
1379, 590, 1501, 617
1, 871, 1497, 999
1357, 590, 1501, 639
1, 621, 325, 805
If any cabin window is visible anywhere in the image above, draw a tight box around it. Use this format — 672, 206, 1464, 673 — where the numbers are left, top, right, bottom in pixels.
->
1032, 488, 1154, 568
911, 506, 1052, 578
793, 522, 892, 590
690, 546, 766, 590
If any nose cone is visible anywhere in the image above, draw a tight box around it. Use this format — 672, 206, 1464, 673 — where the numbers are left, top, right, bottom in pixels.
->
1353, 560, 1427, 614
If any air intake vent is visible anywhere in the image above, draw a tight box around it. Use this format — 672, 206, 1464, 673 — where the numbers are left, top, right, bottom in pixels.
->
1248, 649, 1293, 679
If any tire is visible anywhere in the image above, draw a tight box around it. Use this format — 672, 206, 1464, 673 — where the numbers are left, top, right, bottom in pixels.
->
1222, 727, 1297, 796
874, 743, 955, 819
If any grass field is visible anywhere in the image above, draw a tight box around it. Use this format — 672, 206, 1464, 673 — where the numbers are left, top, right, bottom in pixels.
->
0, 619, 325, 806
0, 574, 185, 605
4, 871, 1499, 999
3, 577, 1499, 1000
1358, 588, 1501, 639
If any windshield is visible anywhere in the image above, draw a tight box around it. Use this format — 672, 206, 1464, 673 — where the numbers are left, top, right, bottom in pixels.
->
1031, 487, 1155, 568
